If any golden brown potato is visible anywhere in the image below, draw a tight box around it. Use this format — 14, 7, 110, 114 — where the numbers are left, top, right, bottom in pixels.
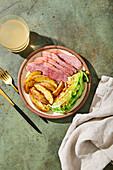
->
33, 75, 57, 88
54, 90, 69, 103
24, 71, 41, 85
34, 84, 54, 104
52, 81, 64, 97
29, 92, 50, 112
38, 82, 56, 92
24, 80, 35, 94
30, 87, 48, 104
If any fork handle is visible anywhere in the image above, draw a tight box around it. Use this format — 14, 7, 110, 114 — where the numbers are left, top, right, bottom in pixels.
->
11, 84, 19, 93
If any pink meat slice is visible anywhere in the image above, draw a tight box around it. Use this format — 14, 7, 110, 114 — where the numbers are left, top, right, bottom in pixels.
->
34, 56, 73, 76
26, 60, 69, 82
41, 51, 76, 73
51, 50, 82, 70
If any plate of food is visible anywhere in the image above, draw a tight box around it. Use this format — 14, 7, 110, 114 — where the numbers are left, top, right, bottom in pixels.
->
18, 45, 91, 119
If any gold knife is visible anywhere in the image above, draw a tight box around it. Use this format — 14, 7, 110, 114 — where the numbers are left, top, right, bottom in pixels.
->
0, 88, 42, 134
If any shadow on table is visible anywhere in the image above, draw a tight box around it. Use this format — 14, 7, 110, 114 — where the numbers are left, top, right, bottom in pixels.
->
49, 56, 100, 124
18, 31, 65, 58
104, 162, 113, 170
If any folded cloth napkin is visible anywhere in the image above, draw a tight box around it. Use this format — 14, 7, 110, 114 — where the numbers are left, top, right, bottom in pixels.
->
59, 76, 113, 170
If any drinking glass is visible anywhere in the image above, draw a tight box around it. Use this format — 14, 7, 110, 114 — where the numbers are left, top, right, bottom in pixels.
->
0, 14, 30, 52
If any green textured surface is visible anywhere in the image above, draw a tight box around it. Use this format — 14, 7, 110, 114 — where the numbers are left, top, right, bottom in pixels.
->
0, 0, 113, 170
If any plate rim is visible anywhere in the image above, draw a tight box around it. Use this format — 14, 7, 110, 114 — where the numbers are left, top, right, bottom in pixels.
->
17, 45, 91, 119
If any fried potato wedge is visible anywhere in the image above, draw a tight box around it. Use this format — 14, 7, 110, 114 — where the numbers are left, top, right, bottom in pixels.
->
54, 89, 68, 103
29, 92, 50, 112
30, 87, 48, 104
52, 81, 64, 97
24, 80, 35, 94
24, 71, 41, 85
33, 75, 57, 88
38, 82, 56, 92
34, 84, 54, 104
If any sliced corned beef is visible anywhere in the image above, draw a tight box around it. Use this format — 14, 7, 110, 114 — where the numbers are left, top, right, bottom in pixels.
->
34, 56, 73, 75
41, 51, 76, 73
26, 60, 69, 82
51, 50, 82, 70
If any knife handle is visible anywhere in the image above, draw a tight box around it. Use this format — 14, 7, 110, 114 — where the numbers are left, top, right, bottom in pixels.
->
0, 88, 41, 134
0, 88, 14, 106
13, 104, 42, 133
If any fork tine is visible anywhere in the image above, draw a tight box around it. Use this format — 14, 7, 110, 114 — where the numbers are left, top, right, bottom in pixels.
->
0, 67, 5, 73
0, 69, 4, 74
4, 71, 10, 78
1, 74, 7, 80
0, 68, 11, 78
0, 67, 18, 93
2, 72, 9, 79
0, 75, 5, 82
0, 68, 6, 77
0, 68, 10, 79
0, 71, 3, 76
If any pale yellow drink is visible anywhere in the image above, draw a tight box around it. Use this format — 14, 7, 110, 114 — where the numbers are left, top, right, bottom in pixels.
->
0, 15, 29, 52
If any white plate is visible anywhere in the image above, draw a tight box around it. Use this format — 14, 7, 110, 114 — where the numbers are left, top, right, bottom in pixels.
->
18, 46, 91, 119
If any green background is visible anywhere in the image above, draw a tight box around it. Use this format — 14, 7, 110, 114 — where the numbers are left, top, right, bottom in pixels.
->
0, 0, 113, 169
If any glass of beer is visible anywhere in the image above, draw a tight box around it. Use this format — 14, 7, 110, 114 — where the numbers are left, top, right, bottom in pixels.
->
0, 14, 30, 52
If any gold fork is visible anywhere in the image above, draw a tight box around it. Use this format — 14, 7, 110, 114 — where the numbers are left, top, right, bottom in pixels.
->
0, 67, 18, 93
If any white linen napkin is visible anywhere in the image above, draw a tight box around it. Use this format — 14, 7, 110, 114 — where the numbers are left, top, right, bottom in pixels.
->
59, 76, 113, 170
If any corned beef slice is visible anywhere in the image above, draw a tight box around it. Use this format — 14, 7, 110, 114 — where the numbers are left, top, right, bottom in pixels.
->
26, 60, 69, 82
41, 51, 76, 73
34, 56, 73, 75
51, 50, 82, 70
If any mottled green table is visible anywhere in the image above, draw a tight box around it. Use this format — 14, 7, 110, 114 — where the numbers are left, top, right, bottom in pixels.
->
0, 0, 113, 170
